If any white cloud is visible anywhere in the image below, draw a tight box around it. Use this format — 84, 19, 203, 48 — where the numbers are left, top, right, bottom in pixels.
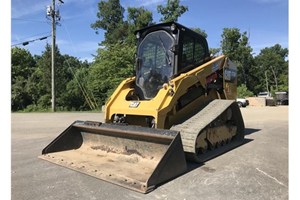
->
79, 56, 95, 63
123, 0, 165, 8
56, 39, 69, 46
138, 0, 165, 7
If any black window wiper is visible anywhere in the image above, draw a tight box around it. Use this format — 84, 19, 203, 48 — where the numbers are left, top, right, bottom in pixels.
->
158, 35, 171, 65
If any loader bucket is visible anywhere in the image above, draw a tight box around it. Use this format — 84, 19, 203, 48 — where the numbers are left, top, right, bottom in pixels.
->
39, 121, 187, 193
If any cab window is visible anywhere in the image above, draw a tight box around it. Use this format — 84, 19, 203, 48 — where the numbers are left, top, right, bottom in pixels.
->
180, 34, 206, 71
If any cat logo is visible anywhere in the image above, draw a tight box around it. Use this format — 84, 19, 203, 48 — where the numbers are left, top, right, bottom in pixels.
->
129, 101, 140, 108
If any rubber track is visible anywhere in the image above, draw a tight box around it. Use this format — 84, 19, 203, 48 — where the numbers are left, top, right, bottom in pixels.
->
171, 99, 243, 162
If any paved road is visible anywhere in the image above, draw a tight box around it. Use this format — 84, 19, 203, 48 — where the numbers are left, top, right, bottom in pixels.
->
11, 106, 288, 200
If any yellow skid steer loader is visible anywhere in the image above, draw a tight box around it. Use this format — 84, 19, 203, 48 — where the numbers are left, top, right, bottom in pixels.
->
40, 22, 245, 193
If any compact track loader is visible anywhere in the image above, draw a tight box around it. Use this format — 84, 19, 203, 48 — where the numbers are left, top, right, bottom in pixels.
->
40, 22, 245, 193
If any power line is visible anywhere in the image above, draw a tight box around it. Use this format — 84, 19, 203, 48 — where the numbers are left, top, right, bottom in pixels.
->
11, 35, 51, 47
11, 31, 51, 43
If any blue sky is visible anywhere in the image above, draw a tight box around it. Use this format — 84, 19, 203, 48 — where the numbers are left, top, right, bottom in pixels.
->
11, 0, 288, 62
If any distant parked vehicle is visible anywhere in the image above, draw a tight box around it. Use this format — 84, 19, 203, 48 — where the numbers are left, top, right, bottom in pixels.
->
257, 92, 271, 97
275, 91, 288, 105
257, 91, 288, 106
236, 98, 249, 107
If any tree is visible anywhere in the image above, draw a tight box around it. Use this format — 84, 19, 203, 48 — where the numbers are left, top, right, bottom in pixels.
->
87, 42, 135, 106
91, 0, 125, 45
29, 44, 62, 109
127, 7, 153, 29
209, 48, 221, 57
221, 28, 242, 60
254, 44, 288, 94
89, 3, 154, 107
157, 0, 188, 22
191, 27, 207, 38
58, 55, 94, 110
11, 47, 36, 84
61, 67, 97, 111
12, 76, 32, 111
237, 84, 254, 98
220, 28, 254, 89
126, 6, 154, 45
11, 47, 36, 111
24, 44, 90, 111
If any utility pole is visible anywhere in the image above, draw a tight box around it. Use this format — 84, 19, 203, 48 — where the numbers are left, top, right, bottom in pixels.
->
51, 0, 56, 112
47, 0, 63, 112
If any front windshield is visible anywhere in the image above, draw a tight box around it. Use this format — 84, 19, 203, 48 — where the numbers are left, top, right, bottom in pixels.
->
136, 30, 174, 99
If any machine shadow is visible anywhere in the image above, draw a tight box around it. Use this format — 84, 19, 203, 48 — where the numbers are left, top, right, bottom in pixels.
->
185, 138, 253, 173
155, 138, 254, 191
244, 128, 261, 135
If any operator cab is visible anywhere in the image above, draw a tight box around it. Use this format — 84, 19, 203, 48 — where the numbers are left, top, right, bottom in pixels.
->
135, 22, 210, 100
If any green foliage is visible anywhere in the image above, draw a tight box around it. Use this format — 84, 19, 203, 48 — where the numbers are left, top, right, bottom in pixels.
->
237, 84, 254, 98
88, 42, 135, 105
209, 48, 221, 57
157, 0, 188, 22
253, 44, 288, 94
127, 7, 153, 29
11, 47, 36, 84
11, 47, 36, 111
11, 76, 32, 111
220, 28, 254, 89
91, 1, 154, 46
91, 0, 124, 32
31, 44, 71, 109
91, 0, 125, 45
278, 73, 288, 91
221, 28, 243, 60
61, 67, 98, 111
22, 104, 51, 112
191, 28, 207, 38
11, 44, 93, 112
37, 94, 51, 109
126, 7, 154, 45
221, 28, 288, 95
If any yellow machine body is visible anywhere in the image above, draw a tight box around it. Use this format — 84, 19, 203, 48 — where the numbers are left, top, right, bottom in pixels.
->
105, 55, 238, 129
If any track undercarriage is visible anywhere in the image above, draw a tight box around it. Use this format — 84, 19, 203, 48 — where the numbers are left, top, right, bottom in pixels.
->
171, 99, 245, 163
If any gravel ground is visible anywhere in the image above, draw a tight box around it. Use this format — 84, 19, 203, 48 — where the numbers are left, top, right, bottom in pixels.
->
11, 106, 289, 200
